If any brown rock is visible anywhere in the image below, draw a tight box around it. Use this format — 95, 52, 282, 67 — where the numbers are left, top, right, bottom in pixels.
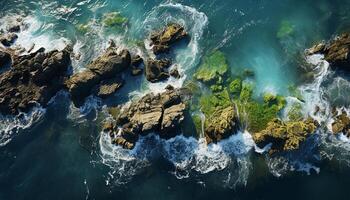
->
145, 59, 170, 83
150, 23, 189, 55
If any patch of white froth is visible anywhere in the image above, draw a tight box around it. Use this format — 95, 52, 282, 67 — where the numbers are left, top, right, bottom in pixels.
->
0, 105, 46, 146
267, 156, 320, 177
100, 131, 254, 187
299, 54, 331, 124
142, 2, 208, 93
67, 96, 101, 123
13, 16, 69, 53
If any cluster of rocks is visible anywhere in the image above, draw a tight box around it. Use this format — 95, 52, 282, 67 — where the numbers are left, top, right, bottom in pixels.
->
0, 47, 71, 115
103, 87, 188, 149
145, 23, 188, 83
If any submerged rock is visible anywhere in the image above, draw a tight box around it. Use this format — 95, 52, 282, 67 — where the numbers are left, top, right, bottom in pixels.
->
194, 51, 228, 84
150, 23, 189, 55
253, 118, 318, 154
0, 51, 11, 68
0, 47, 71, 115
66, 47, 131, 106
106, 88, 187, 149
145, 59, 171, 83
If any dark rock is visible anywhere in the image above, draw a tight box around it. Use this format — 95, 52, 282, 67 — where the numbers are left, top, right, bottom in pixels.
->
0, 51, 11, 68
145, 59, 170, 83
8, 25, 21, 33
169, 68, 180, 78
150, 23, 189, 55
0, 33, 18, 46
0, 48, 71, 115
131, 55, 143, 67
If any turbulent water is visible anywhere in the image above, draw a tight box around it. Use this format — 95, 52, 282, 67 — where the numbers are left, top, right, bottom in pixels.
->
1, 0, 350, 199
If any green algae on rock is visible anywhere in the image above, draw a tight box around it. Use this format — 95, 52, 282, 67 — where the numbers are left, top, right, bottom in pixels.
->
102, 12, 128, 28
194, 51, 228, 84
253, 118, 318, 153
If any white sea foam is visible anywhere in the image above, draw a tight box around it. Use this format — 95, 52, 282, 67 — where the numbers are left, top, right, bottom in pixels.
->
99, 130, 254, 187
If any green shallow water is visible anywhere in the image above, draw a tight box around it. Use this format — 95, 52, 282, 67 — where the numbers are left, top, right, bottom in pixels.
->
1, 0, 350, 199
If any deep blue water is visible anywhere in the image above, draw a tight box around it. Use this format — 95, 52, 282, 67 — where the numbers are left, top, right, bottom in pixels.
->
1, 0, 350, 199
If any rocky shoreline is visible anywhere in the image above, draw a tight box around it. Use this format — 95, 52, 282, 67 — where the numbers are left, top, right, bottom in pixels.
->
1, 17, 350, 155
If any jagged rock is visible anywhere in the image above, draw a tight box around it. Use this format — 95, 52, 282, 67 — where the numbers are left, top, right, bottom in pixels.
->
0, 51, 11, 68
95, 77, 124, 98
0, 47, 71, 115
109, 88, 187, 149
332, 110, 350, 137
170, 68, 180, 79
0, 33, 18, 46
66, 47, 131, 106
145, 59, 171, 83
204, 106, 238, 144
150, 23, 188, 55
253, 118, 318, 153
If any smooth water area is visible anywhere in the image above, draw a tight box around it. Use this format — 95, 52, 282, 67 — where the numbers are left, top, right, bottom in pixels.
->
1, 0, 350, 199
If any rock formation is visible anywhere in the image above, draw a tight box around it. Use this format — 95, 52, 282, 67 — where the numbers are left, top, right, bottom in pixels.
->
104, 87, 187, 149
0, 47, 71, 115
150, 23, 188, 55
66, 47, 131, 106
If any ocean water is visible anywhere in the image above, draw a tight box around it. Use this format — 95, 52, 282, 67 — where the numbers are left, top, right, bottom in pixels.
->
1, 0, 350, 199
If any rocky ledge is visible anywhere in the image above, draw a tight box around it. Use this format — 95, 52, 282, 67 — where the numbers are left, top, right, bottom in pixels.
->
253, 118, 318, 154
0, 47, 71, 115
103, 87, 188, 149
150, 23, 189, 55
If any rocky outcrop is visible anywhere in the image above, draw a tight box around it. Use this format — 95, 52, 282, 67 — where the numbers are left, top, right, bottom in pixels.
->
105, 87, 187, 149
307, 33, 350, 70
204, 106, 238, 143
66, 47, 131, 106
253, 118, 318, 154
145, 59, 171, 83
0, 47, 71, 115
150, 23, 189, 55
331, 109, 350, 137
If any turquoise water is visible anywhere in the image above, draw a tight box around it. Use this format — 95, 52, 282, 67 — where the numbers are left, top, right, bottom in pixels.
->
1, 0, 350, 199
